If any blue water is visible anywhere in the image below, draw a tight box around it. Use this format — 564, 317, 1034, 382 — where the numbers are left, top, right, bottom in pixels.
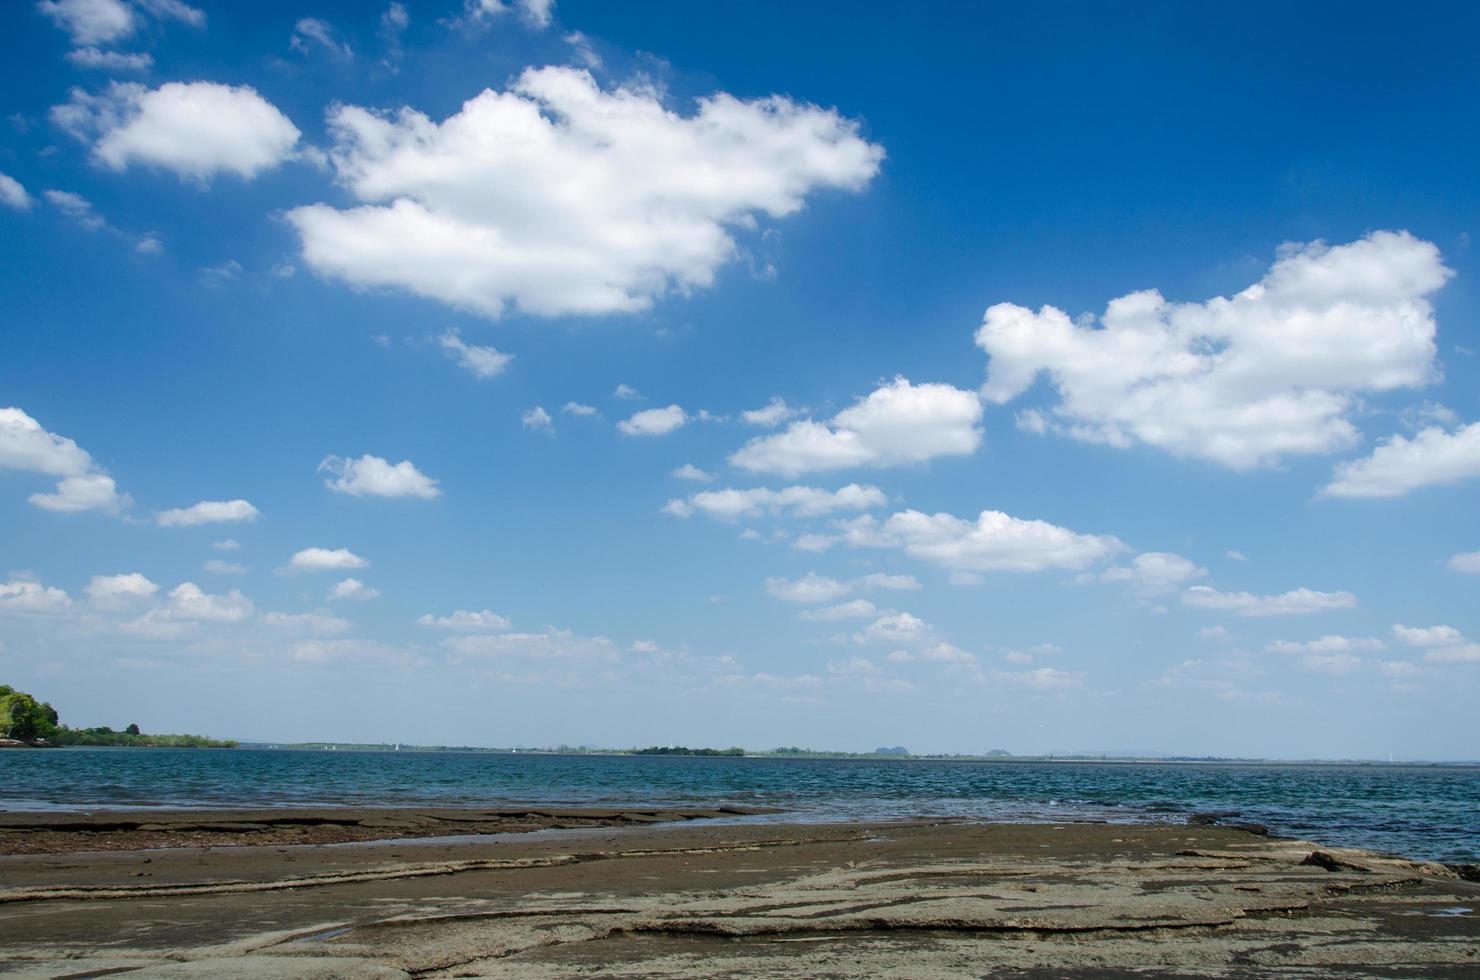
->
2, 749, 1475, 863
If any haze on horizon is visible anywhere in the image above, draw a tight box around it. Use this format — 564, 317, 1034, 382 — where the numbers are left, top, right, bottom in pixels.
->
2, 0, 1478, 760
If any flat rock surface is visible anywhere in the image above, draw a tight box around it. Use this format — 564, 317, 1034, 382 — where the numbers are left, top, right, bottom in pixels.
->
0, 818, 1476, 977
0, 805, 769, 854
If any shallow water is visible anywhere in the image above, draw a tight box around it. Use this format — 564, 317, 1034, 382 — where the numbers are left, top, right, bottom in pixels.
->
1, 748, 1475, 863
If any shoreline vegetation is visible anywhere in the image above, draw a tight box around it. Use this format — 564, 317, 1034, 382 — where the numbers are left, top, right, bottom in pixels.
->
0, 685, 235, 749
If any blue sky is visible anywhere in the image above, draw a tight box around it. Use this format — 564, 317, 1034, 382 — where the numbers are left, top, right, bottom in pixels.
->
2, 0, 1478, 757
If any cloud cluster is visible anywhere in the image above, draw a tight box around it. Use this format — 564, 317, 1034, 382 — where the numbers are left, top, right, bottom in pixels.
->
0, 407, 130, 513
664, 483, 884, 521
731, 378, 982, 476
156, 498, 259, 526
439, 331, 512, 379
842, 508, 1124, 573
39, 0, 203, 47
1393, 623, 1480, 663
1182, 585, 1357, 617
618, 405, 687, 436
53, 81, 300, 181
978, 232, 1451, 469
320, 454, 441, 499
417, 609, 512, 631
287, 67, 882, 317
284, 547, 368, 573
1321, 421, 1480, 498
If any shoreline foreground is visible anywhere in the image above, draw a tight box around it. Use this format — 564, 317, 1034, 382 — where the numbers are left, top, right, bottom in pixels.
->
1, 808, 1476, 977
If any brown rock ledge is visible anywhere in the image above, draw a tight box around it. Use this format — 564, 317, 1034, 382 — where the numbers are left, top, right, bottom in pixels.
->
0, 820, 1475, 977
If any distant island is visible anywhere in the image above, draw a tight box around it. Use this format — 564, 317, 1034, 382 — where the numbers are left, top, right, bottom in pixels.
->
0, 685, 236, 749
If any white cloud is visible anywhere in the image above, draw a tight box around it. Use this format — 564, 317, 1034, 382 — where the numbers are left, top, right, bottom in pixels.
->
319, 454, 440, 499
0, 578, 73, 612
1297, 653, 1363, 675
442, 627, 620, 664
1182, 585, 1357, 617
327, 577, 380, 601
203, 559, 246, 575
0, 173, 31, 210
1390, 625, 1480, 665
854, 572, 920, 591
85, 572, 158, 606
741, 397, 796, 427
286, 67, 881, 318
563, 30, 599, 68
1225, 549, 1248, 561
453, 0, 555, 29
43, 189, 105, 231
290, 17, 352, 59
29, 473, 129, 513
664, 483, 884, 521
263, 611, 352, 635
0, 407, 130, 513
53, 81, 300, 181
163, 582, 253, 622
613, 384, 641, 400
439, 330, 513, 378
977, 231, 1452, 469
156, 498, 260, 526
1267, 635, 1385, 654
842, 508, 1124, 573
285, 547, 368, 573
562, 402, 598, 416
1321, 421, 1480, 498
731, 377, 982, 476
1424, 645, 1480, 664
853, 611, 933, 646
765, 573, 850, 603
1196, 625, 1232, 642
798, 599, 877, 622
212, 538, 241, 551
38, 0, 135, 45
1448, 550, 1480, 574
65, 47, 152, 70
618, 405, 686, 436
991, 666, 1083, 690
1101, 551, 1207, 594
416, 609, 512, 631
670, 463, 713, 482
521, 406, 554, 431
1392, 623, 1463, 648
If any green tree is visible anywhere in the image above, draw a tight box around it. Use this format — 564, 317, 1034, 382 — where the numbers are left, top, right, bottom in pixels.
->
125, 723, 141, 735
0, 686, 60, 742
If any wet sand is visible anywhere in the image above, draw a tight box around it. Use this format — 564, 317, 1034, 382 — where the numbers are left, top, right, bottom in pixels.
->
1, 809, 1477, 977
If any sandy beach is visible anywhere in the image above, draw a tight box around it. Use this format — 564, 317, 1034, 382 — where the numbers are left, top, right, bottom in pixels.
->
1, 808, 1477, 978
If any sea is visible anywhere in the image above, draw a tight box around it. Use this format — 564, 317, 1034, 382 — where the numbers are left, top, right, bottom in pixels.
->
2, 748, 1475, 863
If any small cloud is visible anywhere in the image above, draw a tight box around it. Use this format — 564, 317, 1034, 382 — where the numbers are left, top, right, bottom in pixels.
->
327, 577, 380, 601
670, 463, 713, 482
290, 17, 353, 59
613, 383, 642, 400
522, 406, 554, 432
283, 547, 368, 574
741, 397, 796, 427
203, 559, 246, 575
157, 499, 260, 527
440, 330, 512, 379
561, 402, 598, 417
618, 405, 686, 436
320, 454, 441, 499
1224, 550, 1248, 562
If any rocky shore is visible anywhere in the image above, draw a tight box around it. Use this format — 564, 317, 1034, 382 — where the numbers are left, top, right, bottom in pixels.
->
1, 811, 1476, 977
